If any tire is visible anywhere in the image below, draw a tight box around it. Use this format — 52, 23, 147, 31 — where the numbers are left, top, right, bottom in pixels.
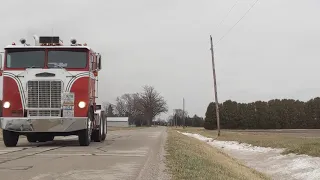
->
3, 130, 19, 147
101, 115, 107, 141
27, 135, 37, 143
92, 117, 102, 142
47, 136, 54, 141
78, 108, 93, 146
38, 136, 48, 142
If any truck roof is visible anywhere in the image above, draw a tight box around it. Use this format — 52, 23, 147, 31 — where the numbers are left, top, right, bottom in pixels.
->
5, 45, 91, 50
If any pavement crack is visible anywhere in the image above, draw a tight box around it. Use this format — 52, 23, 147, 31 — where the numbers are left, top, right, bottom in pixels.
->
0, 165, 33, 171
97, 147, 108, 152
0, 147, 29, 156
0, 146, 64, 165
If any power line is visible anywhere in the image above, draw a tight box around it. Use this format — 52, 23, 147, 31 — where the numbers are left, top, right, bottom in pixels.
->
213, 0, 260, 48
212, 0, 240, 41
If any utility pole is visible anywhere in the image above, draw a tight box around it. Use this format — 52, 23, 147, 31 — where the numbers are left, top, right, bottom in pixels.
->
183, 98, 185, 129
175, 109, 177, 128
173, 109, 177, 128
172, 111, 174, 126
210, 35, 221, 136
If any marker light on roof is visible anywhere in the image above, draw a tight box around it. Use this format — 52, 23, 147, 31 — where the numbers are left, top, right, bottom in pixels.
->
71, 39, 77, 45
12, 42, 16, 45
20, 38, 26, 44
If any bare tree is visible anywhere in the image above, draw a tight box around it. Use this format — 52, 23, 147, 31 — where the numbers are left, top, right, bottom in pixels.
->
174, 109, 188, 118
115, 96, 127, 117
115, 85, 168, 126
135, 85, 168, 126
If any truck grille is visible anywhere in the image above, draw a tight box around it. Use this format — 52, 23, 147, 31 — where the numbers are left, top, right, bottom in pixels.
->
27, 80, 62, 116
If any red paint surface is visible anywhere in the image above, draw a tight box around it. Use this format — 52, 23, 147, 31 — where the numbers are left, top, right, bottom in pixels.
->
2, 77, 23, 117
70, 77, 90, 117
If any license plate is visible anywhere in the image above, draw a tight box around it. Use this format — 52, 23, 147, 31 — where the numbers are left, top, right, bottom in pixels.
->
63, 105, 74, 110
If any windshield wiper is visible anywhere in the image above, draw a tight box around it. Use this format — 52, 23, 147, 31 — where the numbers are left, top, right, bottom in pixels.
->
47, 63, 75, 77
26, 66, 39, 69
47, 63, 65, 69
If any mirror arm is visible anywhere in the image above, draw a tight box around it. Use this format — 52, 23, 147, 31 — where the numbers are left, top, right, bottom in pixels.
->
0, 52, 3, 76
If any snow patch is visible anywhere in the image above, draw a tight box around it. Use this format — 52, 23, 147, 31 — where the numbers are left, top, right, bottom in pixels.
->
179, 131, 320, 180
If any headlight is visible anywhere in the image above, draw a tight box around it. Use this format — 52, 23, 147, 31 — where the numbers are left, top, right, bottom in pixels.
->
78, 101, 86, 108
3, 101, 10, 109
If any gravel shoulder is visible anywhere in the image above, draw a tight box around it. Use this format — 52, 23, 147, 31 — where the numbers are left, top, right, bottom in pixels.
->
136, 127, 171, 180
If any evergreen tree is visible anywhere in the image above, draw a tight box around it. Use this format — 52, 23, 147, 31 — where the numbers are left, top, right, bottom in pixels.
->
203, 96, 320, 130
107, 105, 115, 117
204, 102, 217, 130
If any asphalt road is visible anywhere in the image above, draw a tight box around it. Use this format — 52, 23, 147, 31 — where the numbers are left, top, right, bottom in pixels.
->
0, 126, 169, 180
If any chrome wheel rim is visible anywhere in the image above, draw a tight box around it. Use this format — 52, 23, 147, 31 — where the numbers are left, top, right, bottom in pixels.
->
100, 118, 103, 137
104, 118, 107, 135
88, 118, 92, 142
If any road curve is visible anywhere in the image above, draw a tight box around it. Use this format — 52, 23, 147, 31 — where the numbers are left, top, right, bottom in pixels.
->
0, 126, 169, 180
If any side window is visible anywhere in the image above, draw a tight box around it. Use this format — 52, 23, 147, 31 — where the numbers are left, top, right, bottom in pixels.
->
6, 54, 11, 67
89, 54, 93, 70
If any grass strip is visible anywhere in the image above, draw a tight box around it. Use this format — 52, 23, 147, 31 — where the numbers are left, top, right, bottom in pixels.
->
165, 129, 270, 180
179, 127, 320, 157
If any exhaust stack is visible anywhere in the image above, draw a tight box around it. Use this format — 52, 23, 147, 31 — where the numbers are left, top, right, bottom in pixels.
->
33, 35, 40, 46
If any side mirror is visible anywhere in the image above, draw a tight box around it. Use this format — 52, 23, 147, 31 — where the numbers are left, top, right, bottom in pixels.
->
0, 53, 2, 76
98, 55, 102, 70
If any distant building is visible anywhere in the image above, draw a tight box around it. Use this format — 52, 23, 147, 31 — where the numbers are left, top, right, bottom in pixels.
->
107, 117, 129, 127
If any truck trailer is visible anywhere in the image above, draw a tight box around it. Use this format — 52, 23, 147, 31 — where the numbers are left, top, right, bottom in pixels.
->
0, 35, 107, 147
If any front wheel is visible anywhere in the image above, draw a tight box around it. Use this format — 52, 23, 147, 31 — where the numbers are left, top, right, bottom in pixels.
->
78, 128, 91, 146
3, 130, 19, 147
27, 135, 37, 143
47, 136, 54, 141
79, 109, 93, 146
92, 117, 102, 142
101, 116, 107, 141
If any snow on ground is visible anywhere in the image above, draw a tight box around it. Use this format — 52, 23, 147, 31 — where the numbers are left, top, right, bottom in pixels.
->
179, 132, 320, 180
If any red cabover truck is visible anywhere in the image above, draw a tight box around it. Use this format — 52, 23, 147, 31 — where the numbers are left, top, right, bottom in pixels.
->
0, 35, 107, 147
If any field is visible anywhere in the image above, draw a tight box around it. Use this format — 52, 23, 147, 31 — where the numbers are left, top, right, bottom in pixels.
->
177, 127, 320, 157
165, 129, 270, 180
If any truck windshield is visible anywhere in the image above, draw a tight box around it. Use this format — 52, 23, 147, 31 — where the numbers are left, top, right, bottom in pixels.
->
6, 49, 45, 68
48, 50, 87, 68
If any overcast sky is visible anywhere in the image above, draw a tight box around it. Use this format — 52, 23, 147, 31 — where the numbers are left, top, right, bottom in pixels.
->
1, 0, 320, 118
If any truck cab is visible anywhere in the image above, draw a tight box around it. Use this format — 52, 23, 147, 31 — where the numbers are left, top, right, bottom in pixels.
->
0, 35, 107, 147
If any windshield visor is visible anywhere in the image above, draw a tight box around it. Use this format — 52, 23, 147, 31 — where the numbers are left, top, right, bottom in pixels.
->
47, 50, 87, 69
5, 49, 45, 68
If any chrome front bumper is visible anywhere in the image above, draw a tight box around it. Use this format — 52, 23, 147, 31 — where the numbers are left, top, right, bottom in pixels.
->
0, 117, 87, 132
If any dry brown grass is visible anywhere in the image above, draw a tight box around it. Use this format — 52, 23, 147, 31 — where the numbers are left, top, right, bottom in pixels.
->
178, 127, 320, 157
165, 129, 270, 180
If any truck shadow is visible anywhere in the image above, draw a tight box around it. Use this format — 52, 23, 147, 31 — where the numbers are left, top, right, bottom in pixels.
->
17, 139, 112, 147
